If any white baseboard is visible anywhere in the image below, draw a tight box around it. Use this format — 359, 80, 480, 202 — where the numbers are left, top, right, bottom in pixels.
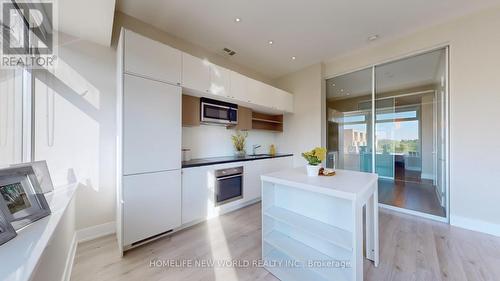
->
379, 203, 448, 222
76, 221, 116, 243
451, 215, 500, 237
61, 233, 78, 281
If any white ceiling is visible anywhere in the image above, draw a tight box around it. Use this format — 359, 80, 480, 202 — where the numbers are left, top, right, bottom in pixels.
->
58, 0, 116, 46
326, 49, 445, 100
116, 0, 499, 79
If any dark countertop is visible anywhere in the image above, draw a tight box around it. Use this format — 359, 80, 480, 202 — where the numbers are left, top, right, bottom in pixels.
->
182, 153, 294, 168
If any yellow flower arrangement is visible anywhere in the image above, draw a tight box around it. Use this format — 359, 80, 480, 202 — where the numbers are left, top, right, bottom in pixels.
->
301, 147, 326, 166
231, 130, 248, 153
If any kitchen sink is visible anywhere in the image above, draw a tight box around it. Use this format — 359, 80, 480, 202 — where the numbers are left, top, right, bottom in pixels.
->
248, 154, 271, 158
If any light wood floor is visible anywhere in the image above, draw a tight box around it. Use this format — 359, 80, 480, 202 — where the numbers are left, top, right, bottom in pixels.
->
70, 203, 500, 281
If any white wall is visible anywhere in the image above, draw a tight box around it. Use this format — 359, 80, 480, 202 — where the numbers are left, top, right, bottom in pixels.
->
274, 64, 325, 167
323, 6, 500, 235
183, 126, 280, 159
34, 32, 117, 230
0, 70, 23, 165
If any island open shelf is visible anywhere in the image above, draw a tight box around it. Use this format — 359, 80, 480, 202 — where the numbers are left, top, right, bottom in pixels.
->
261, 167, 379, 281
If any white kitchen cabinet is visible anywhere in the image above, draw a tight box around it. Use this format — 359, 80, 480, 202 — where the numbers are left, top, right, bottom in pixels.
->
244, 159, 265, 201
268, 87, 281, 111
181, 166, 210, 224
118, 29, 183, 254
122, 28, 293, 114
273, 87, 294, 113
247, 78, 274, 107
123, 170, 181, 245
246, 157, 293, 200
181, 156, 293, 225
282, 91, 294, 113
230, 71, 249, 102
123, 74, 181, 175
182, 52, 210, 93
209, 64, 231, 97
123, 29, 181, 85
245, 157, 293, 201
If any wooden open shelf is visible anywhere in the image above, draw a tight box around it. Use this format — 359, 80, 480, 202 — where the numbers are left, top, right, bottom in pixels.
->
252, 112, 283, 132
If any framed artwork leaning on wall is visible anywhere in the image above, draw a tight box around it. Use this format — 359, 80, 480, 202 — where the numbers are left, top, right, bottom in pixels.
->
0, 166, 51, 230
11, 161, 54, 194
0, 210, 16, 246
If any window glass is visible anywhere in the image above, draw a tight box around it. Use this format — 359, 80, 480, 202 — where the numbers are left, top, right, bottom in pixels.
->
0, 68, 26, 165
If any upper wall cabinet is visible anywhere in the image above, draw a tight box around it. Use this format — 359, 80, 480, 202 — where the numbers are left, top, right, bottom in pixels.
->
122, 29, 294, 114
182, 53, 210, 93
230, 71, 248, 102
273, 88, 294, 113
246, 78, 269, 107
123, 30, 182, 85
209, 64, 231, 97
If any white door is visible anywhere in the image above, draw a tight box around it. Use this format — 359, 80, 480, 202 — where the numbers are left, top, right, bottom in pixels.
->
122, 170, 181, 245
209, 64, 231, 97
123, 29, 181, 85
182, 53, 210, 93
123, 74, 181, 175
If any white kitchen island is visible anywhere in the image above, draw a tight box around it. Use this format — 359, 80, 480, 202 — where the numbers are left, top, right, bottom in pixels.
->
261, 167, 378, 281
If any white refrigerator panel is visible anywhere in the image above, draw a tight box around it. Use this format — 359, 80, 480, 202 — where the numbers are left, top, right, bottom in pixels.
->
123, 29, 182, 85
123, 74, 181, 175
123, 170, 182, 245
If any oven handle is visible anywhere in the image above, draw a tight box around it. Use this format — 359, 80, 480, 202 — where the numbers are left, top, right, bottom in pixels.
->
216, 174, 242, 181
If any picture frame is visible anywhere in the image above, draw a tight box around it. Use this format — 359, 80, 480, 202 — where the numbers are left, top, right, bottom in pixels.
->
0, 166, 51, 230
11, 160, 54, 194
0, 210, 16, 246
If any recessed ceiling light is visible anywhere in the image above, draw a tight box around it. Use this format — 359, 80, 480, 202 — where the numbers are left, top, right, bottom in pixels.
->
331, 83, 336, 87
340, 89, 344, 92
368, 35, 379, 42
291, 56, 296, 60
346, 93, 350, 95
268, 40, 274, 45
235, 18, 241, 22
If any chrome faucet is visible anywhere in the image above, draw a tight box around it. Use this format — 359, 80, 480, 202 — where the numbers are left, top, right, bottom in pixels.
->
252, 144, 261, 155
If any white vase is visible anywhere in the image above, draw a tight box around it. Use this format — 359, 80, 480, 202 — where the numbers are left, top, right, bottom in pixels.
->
306, 164, 321, 176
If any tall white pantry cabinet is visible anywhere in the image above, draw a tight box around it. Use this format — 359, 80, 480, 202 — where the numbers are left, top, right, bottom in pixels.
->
116, 28, 182, 254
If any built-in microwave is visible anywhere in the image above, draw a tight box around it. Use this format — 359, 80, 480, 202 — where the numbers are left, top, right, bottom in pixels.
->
200, 97, 238, 125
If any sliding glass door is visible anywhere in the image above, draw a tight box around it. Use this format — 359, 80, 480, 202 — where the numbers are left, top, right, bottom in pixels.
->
326, 48, 448, 219
326, 68, 372, 173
